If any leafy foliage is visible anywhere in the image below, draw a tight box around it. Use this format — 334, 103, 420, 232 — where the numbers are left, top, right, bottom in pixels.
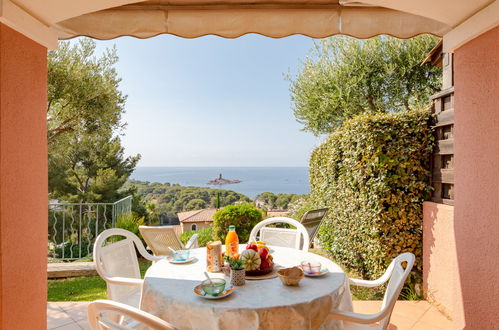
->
180, 227, 214, 248
288, 196, 315, 221
51, 241, 92, 260
48, 38, 125, 143
213, 204, 263, 243
116, 213, 145, 237
48, 38, 140, 204
288, 35, 441, 135
145, 201, 160, 225
184, 198, 208, 211
224, 255, 245, 270
49, 131, 140, 203
254, 192, 306, 210
309, 109, 434, 283
126, 180, 251, 223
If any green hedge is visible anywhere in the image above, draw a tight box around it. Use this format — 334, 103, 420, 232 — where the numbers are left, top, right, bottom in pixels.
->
180, 227, 214, 247
310, 109, 433, 282
213, 204, 263, 243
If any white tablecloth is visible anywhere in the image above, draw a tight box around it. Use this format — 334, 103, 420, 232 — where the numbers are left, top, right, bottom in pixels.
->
140, 245, 353, 330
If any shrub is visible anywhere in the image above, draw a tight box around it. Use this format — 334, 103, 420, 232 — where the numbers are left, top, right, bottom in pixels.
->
310, 109, 433, 283
213, 204, 263, 242
116, 212, 145, 237
180, 227, 214, 247
51, 241, 92, 260
288, 196, 315, 221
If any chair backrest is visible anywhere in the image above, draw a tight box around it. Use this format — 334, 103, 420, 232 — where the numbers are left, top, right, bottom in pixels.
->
139, 226, 184, 256
249, 217, 310, 252
88, 299, 177, 330
93, 229, 147, 302
378, 253, 415, 329
299, 208, 328, 244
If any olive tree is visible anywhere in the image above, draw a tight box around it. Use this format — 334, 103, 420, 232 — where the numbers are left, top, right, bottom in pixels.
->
288, 35, 441, 136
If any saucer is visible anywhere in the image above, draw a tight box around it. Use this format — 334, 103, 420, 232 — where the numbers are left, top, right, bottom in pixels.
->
303, 268, 329, 277
193, 284, 234, 299
167, 256, 195, 264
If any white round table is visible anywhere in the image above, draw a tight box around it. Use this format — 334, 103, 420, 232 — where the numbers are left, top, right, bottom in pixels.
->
140, 245, 353, 330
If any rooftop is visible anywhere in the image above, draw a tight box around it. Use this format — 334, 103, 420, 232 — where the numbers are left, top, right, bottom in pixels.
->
177, 208, 217, 223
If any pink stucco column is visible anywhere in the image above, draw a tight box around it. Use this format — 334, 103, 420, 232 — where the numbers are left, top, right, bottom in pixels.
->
453, 26, 499, 329
422, 202, 456, 319
0, 23, 48, 328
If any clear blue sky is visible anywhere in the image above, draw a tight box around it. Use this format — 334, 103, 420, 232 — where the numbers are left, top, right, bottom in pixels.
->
92, 34, 321, 167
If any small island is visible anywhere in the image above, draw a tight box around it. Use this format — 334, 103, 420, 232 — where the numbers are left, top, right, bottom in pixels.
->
208, 173, 241, 185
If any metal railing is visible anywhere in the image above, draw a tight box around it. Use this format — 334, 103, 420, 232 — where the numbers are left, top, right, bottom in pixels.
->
48, 196, 132, 260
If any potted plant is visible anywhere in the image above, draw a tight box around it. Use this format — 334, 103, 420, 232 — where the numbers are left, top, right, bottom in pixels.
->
224, 255, 245, 286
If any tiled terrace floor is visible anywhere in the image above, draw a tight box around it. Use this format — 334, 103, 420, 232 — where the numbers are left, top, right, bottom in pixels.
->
48, 300, 452, 329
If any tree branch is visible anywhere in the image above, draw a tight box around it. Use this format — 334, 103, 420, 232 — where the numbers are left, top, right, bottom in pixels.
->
48, 126, 75, 143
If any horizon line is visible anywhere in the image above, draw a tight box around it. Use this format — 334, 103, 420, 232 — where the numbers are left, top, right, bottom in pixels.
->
134, 165, 309, 168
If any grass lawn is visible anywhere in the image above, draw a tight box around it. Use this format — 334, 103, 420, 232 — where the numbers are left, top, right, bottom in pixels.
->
48, 259, 151, 301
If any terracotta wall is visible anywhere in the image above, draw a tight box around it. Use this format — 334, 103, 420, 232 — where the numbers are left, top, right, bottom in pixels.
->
453, 26, 499, 329
422, 202, 455, 318
0, 24, 48, 328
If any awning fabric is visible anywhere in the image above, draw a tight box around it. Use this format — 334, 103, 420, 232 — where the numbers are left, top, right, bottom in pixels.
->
53, 1, 450, 40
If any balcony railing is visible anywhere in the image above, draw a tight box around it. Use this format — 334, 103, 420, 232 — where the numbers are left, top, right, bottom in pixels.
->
48, 196, 132, 260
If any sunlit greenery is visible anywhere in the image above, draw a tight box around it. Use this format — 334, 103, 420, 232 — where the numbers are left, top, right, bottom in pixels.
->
310, 109, 433, 288
180, 227, 214, 247
125, 180, 251, 223
254, 192, 306, 210
213, 204, 263, 242
48, 39, 140, 204
48, 260, 151, 301
288, 35, 441, 135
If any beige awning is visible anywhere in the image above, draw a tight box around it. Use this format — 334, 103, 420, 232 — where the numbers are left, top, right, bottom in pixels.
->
52, 0, 450, 40
4, 0, 496, 49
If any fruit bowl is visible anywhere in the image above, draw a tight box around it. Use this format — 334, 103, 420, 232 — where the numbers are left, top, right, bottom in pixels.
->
245, 263, 273, 276
241, 242, 274, 277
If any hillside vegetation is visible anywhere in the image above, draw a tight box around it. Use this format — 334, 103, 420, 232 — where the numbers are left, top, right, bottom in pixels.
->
125, 180, 251, 223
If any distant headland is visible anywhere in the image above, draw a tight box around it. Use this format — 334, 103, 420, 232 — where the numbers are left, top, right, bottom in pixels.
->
208, 173, 241, 185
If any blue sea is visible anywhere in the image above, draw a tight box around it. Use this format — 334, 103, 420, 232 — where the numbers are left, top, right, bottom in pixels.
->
130, 167, 309, 198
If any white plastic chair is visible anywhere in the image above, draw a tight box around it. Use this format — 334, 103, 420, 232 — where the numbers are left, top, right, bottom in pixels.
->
139, 225, 199, 257
93, 228, 164, 308
249, 217, 310, 252
87, 299, 177, 330
328, 252, 416, 330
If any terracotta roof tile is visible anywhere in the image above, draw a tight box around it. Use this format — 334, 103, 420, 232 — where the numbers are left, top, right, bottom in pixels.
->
177, 208, 217, 223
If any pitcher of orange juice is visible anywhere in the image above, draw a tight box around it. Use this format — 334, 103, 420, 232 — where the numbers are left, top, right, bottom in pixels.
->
225, 225, 239, 258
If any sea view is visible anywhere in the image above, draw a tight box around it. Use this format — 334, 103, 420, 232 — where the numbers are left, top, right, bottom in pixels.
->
130, 167, 309, 198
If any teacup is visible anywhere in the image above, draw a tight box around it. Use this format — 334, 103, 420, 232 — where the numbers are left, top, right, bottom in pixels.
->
300, 260, 321, 274
201, 278, 226, 296
173, 250, 190, 261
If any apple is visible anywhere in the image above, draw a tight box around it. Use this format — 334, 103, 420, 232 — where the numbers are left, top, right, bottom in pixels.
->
246, 244, 258, 252
258, 248, 268, 260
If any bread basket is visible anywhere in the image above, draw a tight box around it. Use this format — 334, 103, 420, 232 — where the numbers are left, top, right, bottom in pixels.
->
277, 267, 304, 286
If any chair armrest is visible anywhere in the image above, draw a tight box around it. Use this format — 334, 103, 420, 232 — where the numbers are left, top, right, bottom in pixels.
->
185, 234, 199, 249
349, 277, 388, 287
105, 277, 144, 286
328, 309, 383, 324
135, 244, 165, 262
